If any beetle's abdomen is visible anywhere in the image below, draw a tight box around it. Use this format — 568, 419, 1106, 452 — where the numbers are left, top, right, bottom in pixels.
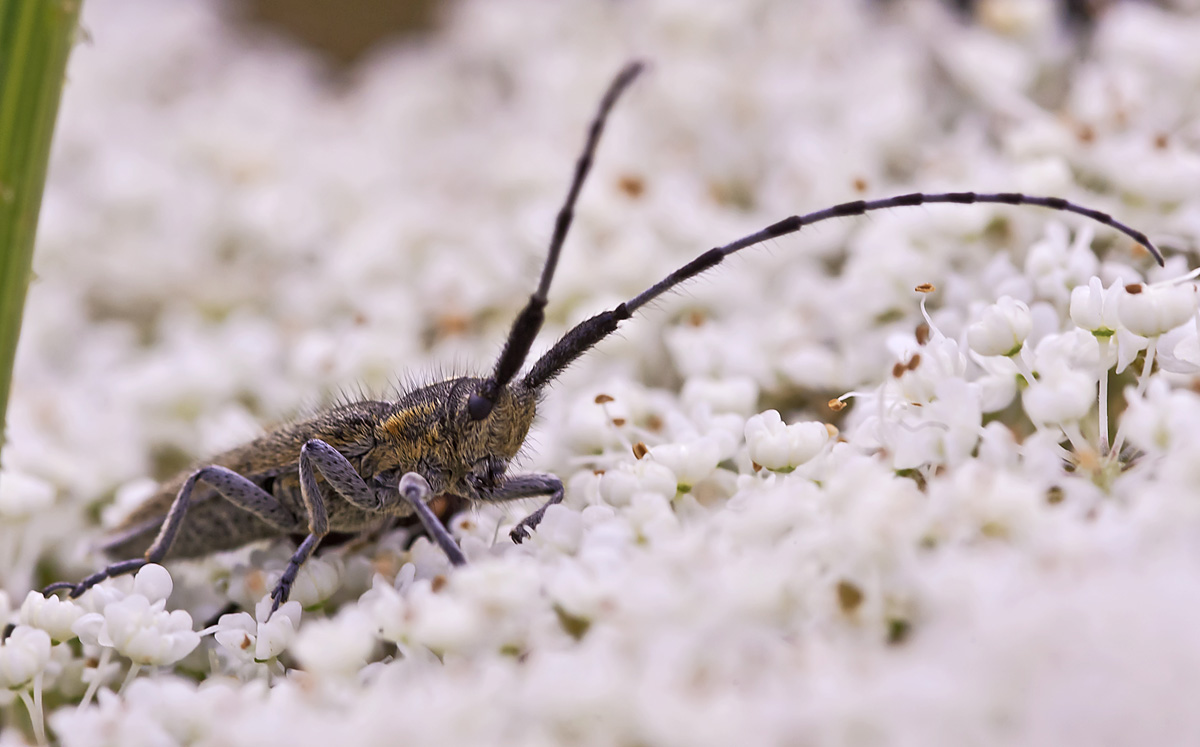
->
101, 493, 285, 560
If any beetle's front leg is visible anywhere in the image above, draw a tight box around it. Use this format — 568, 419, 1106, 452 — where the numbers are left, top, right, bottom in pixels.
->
270, 439, 385, 612
398, 473, 467, 567
477, 473, 565, 543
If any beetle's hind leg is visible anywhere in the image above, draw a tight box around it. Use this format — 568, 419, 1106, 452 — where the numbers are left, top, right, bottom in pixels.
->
477, 473, 565, 543
44, 465, 300, 599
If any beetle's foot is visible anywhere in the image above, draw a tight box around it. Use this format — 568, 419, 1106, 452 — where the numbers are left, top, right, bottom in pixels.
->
43, 557, 149, 599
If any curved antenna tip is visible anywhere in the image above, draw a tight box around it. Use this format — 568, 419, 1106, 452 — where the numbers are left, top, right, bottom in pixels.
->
1145, 241, 1166, 267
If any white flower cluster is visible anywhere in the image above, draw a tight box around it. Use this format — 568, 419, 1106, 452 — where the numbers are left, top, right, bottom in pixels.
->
11, 0, 1200, 744
72, 565, 199, 668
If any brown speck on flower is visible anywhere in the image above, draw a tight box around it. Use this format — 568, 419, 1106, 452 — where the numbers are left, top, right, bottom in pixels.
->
1125, 283, 1144, 295
687, 309, 705, 326
915, 322, 931, 345
632, 442, 649, 459
828, 399, 846, 412
611, 417, 626, 427
836, 580, 864, 614
892, 362, 906, 378
915, 283, 935, 294
906, 353, 921, 371
1046, 486, 1065, 505
852, 176, 868, 193
645, 414, 663, 432
617, 173, 645, 198
240, 633, 253, 650
752, 461, 763, 472
594, 393, 615, 404
431, 575, 447, 592
1154, 132, 1169, 150
1076, 123, 1095, 143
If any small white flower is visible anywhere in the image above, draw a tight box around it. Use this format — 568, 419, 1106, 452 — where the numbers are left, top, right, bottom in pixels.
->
624, 491, 678, 540
1069, 276, 1122, 335
1022, 366, 1094, 425
0, 625, 51, 689
97, 596, 198, 665
275, 555, 341, 608
73, 578, 200, 667
532, 503, 583, 554
967, 296, 1032, 357
1118, 282, 1199, 338
1120, 379, 1194, 454
406, 589, 483, 655
598, 459, 678, 506
649, 438, 721, 490
1158, 323, 1200, 374
744, 410, 830, 471
132, 563, 174, 603
214, 597, 301, 662
897, 335, 969, 404
1114, 326, 1150, 374
359, 575, 407, 644
291, 608, 376, 675
0, 470, 54, 521
19, 591, 84, 643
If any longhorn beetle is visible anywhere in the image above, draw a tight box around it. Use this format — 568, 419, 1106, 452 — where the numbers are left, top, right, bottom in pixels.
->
45, 61, 1163, 613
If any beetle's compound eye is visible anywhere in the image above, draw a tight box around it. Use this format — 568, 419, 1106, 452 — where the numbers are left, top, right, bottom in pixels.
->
467, 392, 494, 421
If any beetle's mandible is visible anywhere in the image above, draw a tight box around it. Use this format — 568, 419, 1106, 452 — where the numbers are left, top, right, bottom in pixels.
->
44, 61, 1164, 612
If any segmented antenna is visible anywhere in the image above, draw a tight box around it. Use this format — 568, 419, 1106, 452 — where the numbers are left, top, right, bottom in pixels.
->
467, 61, 645, 421
522, 191, 1163, 391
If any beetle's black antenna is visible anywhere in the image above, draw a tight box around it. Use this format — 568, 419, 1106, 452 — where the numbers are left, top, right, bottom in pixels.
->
468, 61, 645, 421
523, 191, 1164, 391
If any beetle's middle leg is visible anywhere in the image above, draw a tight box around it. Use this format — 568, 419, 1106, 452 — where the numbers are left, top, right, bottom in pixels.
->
43, 465, 299, 598
269, 439, 387, 611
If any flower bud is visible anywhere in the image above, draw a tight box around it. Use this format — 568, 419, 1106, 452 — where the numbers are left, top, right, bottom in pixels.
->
1022, 367, 1094, 425
968, 297, 1032, 357
649, 438, 720, 490
0, 626, 51, 689
744, 410, 830, 471
20, 591, 84, 643
1118, 282, 1199, 337
1069, 277, 1120, 335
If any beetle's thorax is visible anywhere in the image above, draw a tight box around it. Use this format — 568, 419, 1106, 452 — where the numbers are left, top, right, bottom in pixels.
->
362, 377, 537, 494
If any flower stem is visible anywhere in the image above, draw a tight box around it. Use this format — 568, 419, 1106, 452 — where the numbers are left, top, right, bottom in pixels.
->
1097, 337, 1111, 454
19, 676, 46, 745
78, 647, 111, 709
118, 662, 141, 694
1109, 339, 1157, 459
